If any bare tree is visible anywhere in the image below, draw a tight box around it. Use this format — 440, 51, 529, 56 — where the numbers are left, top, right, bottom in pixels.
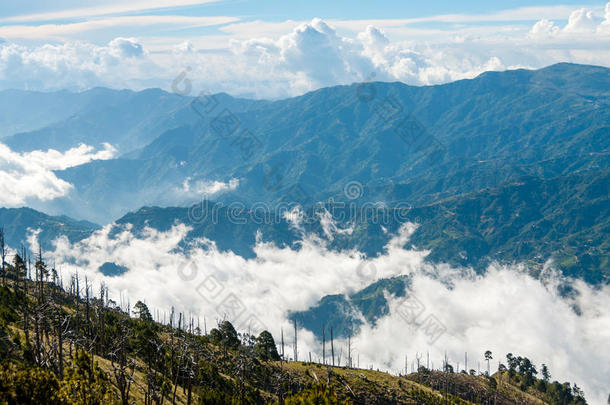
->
33, 247, 49, 366
280, 327, 285, 361
322, 327, 326, 365
347, 332, 352, 368
293, 318, 297, 362
54, 312, 70, 379
109, 318, 135, 405
330, 326, 335, 367
15, 249, 30, 347
171, 312, 185, 405
0, 227, 6, 285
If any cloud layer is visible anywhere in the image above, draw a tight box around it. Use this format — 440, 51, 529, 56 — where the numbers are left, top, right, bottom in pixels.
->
0, 142, 116, 206
0, 3, 609, 98
31, 221, 610, 404
181, 177, 240, 196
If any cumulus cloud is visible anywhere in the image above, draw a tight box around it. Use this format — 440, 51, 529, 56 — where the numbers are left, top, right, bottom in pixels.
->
599, 2, 610, 33
33, 220, 610, 404
358, 25, 390, 64
564, 8, 600, 33
0, 142, 116, 205
108, 37, 144, 58
229, 18, 515, 94
0, 5, 609, 97
231, 18, 375, 93
529, 19, 560, 38
530, 3, 610, 38
0, 38, 159, 90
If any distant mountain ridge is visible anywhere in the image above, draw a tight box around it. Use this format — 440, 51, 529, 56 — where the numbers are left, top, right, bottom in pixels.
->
1, 87, 266, 155
0, 64, 608, 394
1, 63, 608, 285
24, 62, 607, 223
2, 162, 607, 337
2, 163, 608, 284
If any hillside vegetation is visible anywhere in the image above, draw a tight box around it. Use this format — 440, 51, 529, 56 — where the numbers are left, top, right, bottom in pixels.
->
0, 251, 589, 404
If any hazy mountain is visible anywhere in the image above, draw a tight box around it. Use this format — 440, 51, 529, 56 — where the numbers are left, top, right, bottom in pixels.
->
21, 164, 607, 283
114, 167, 610, 279
1, 63, 608, 339
3, 63, 608, 280
0, 89, 84, 138
3, 161, 607, 336
39, 63, 609, 223
2, 88, 189, 154
2, 88, 267, 155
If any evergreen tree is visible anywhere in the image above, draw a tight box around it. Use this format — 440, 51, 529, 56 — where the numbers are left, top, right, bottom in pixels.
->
254, 330, 280, 361
211, 320, 239, 350
133, 301, 152, 322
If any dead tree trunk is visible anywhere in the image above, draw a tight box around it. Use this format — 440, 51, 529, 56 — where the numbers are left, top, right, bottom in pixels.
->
293, 319, 298, 362
330, 327, 335, 367
0, 227, 6, 285
322, 327, 326, 365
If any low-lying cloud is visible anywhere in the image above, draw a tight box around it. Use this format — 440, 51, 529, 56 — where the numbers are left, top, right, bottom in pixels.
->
0, 142, 116, 206
181, 177, 240, 196
30, 220, 610, 404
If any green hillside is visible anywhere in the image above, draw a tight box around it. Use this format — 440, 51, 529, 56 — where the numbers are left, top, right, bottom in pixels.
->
0, 253, 588, 404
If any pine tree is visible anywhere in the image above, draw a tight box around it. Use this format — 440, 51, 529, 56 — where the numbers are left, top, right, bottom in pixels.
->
255, 330, 280, 361
484, 350, 492, 375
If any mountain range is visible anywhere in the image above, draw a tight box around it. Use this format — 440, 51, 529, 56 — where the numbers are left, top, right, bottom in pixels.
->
1, 62, 608, 339
2, 63, 606, 225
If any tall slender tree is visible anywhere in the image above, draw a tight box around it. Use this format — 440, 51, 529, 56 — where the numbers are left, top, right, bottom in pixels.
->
484, 350, 493, 375
0, 227, 6, 285
330, 327, 335, 367
322, 327, 326, 365
293, 319, 298, 362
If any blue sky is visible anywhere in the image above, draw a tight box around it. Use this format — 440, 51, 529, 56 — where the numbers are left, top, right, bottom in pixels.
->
0, 1, 601, 23
0, 1, 608, 97
0, 1, 603, 41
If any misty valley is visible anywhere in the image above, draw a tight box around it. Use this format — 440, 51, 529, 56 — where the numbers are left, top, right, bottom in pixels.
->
0, 5, 609, 403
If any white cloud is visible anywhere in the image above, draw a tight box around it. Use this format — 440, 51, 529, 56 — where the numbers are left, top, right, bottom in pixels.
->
0, 39, 161, 90
358, 25, 390, 65
527, 4, 610, 42
564, 8, 600, 32
174, 40, 195, 54
35, 220, 610, 405
0, 5, 609, 98
354, 265, 610, 404
598, 2, 610, 32
229, 18, 509, 95
400, 5, 594, 24
108, 37, 143, 58
529, 19, 560, 38
291, 5, 592, 34
0, 142, 116, 205
181, 177, 239, 195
